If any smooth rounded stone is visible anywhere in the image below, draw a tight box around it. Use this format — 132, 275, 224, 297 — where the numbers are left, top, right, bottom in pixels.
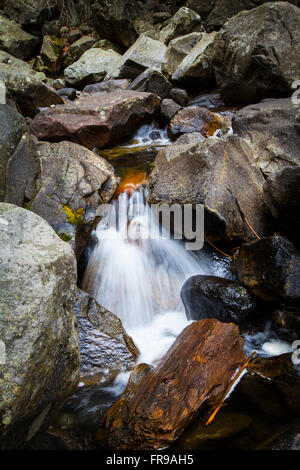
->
0, 63, 63, 117
82, 79, 130, 94
169, 88, 189, 106
75, 289, 138, 386
105, 319, 245, 449
213, 2, 300, 105
91, 0, 140, 48
149, 135, 267, 244
263, 167, 300, 248
0, 104, 40, 206
232, 98, 300, 177
0, 14, 40, 60
234, 236, 300, 303
51, 78, 66, 90
64, 48, 122, 88
67, 29, 83, 44
160, 7, 205, 45
28, 141, 119, 258
40, 35, 64, 75
128, 69, 172, 99
109, 35, 167, 80
172, 32, 216, 88
30, 90, 161, 149
168, 106, 222, 139
64, 36, 98, 65
160, 98, 181, 123
181, 275, 258, 325
174, 132, 205, 145
0, 203, 80, 449
161, 32, 204, 78
57, 88, 77, 100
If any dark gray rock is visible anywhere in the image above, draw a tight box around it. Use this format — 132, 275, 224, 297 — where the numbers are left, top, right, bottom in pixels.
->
128, 69, 172, 99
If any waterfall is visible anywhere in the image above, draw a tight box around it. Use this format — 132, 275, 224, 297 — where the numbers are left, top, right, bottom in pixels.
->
83, 184, 212, 364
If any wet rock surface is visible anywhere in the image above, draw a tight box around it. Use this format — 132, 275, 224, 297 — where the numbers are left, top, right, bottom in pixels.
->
0, 203, 80, 449
181, 275, 258, 325
74, 289, 138, 386
30, 90, 161, 149
104, 319, 245, 449
168, 106, 222, 138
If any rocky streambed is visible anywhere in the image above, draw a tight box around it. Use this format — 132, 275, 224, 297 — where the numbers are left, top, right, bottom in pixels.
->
0, 0, 300, 452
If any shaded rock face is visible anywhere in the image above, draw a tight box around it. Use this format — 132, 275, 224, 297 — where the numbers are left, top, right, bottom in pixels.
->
0, 105, 40, 205
160, 98, 181, 124
213, 2, 300, 105
128, 69, 172, 99
234, 236, 300, 303
0, 64, 63, 117
168, 106, 221, 139
110, 35, 167, 80
232, 99, 300, 177
263, 167, 300, 248
91, 0, 140, 48
40, 35, 64, 76
262, 421, 300, 450
160, 7, 204, 45
75, 289, 138, 386
2, 0, 56, 32
105, 319, 245, 449
181, 275, 258, 325
65, 36, 97, 65
236, 354, 300, 424
172, 32, 216, 88
0, 14, 39, 60
30, 90, 161, 149
161, 32, 203, 79
28, 141, 119, 258
149, 135, 267, 243
82, 79, 130, 94
64, 48, 122, 88
0, 203, 80, 449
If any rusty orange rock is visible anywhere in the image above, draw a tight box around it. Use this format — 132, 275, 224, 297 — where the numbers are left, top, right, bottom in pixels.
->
168, 106, 222, 139
104, 318, 246, 449
114, 170, 147, 198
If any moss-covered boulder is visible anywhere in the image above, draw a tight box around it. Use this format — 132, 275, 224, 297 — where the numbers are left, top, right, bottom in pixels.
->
40, 35, 64, 76
0, 203, 80, 449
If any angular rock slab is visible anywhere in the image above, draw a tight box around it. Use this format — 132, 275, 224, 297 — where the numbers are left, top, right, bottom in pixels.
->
150, 135, 267, 243
160, 7, 204, 45
213, 2, 300, 105
0, 203, 80, 449
30, 90, 161, 149
75, 289, 138, 386
105, 319, 245, 449
0, 14, 39, 60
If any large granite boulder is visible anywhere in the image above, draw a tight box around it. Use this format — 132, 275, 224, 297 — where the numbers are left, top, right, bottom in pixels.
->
0, 14, 39, 60
160, 7, 204, 45
109, 35, 167, 80
0, 203, 80, 449
181, 275, 258, 325
212, 2, 300, 105
234, 236, 300, 303
161, 32, 203, 79
232, 98, 300, 176
263, 167, 300, 248
0, 104, 39, 206
105, 319, 245, 449
75, 289, 138, 386
149, 135, 267, 243
172, 32, 216, 88
0, 64, 63, 117
30, 90, 161, 149
29, 141, 119, 258
64, 48, 122, 88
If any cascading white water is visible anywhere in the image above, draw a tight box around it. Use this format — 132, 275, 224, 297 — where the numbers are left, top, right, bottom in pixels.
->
83, 185, 212, 364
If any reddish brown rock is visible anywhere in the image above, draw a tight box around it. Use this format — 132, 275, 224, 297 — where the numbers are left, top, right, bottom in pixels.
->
104, 319, 246, 449
30, 90, 161, 149
168, 106, 222, 139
